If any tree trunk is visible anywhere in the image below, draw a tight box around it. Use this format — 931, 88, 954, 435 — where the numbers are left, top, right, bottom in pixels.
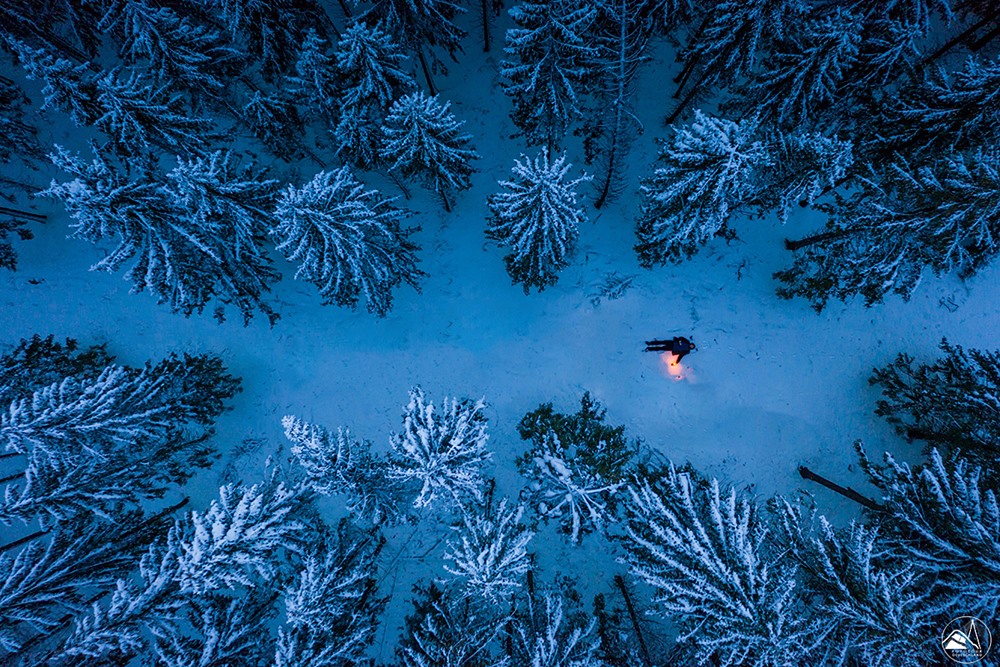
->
481, 0, 492, 52
614, 575, 653, 667
970, 21, 1000, 52
784, 228, 853, 251
0, 206, 46, 222
673, 54, 699, 95
0, 470, 24, 484
417, 48, 437, 96
1, 529, 49, 553
383, 170, 412, 199
665, 72, 703, 124
594, 136, 618, 210
922, 14, 995, 66
798, 465, 882, 511
0, 177, 36, 193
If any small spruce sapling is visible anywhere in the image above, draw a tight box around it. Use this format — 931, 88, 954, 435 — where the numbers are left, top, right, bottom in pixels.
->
486, 149, 590, 293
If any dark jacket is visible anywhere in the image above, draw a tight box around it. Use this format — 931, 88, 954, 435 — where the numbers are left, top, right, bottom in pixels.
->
672, 337, 693, 354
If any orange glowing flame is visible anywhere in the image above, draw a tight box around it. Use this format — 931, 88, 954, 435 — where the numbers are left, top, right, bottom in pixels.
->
661, 352, 684, 380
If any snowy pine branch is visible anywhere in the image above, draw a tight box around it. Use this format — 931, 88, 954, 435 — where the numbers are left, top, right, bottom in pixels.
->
623, 467, 822, 667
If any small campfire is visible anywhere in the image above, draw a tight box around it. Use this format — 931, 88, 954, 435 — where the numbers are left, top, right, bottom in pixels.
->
661, 352, 684, 380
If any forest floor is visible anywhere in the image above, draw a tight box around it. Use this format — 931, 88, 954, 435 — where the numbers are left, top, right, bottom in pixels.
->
3, 14, 999, 659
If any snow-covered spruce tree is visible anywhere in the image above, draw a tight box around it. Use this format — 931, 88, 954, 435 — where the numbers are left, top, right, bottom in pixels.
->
91, 67, 215, 158
775, 148, 1000, 311
0, 351, 239, 527
42, 146, 280, 322
334, 108, 384, 170
773, 500, 940, 666
880, 54, 1000, 158
0, 336, 113, 408
512, 592, 604, 667
166, 150, 281, 316
870, 339, 1000, 464
361, 0, 466, 77
174, 466, 309, 594
486, 150, 590, 293
11, 36, 216, 159
397, 582, 510, 667
272, 167, 422, 316
857, 445, 1000, 621
0, 0, 105, 60
209, 0, 318, 79
635, 112, 769, 266
387, 387, 491, 511
44, 522, 189, 664
336, 22, 415, 112
332, 22, 416, 167
275, 524, 385, 667
166, 151, 279, 239
765, 131, 853, 219
669, 0, 808, 120
741, 7, 861, 129
242, 89, 305, 162
0, 75, 42, 167
500, 0, 599, 149
99, 1, 242, 94
380, 92, 479, 208
623, 467, 822, 667
516, 393, 636, 543
0, 508, 177, 656
44, 466, 311, 665
584, 0, 648, 210
153, 587, 277, 667
289, 29, 340, 125
8, 40, 101, 128
443, 494, 534, 603
635, 112, 852, 265
282, 416, 407, 525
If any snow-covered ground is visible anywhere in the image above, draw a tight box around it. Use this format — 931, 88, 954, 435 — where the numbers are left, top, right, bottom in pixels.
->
3, 17, 999, 656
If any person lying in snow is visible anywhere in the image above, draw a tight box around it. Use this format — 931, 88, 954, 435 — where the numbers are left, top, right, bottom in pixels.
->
645, 337, 696, 364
